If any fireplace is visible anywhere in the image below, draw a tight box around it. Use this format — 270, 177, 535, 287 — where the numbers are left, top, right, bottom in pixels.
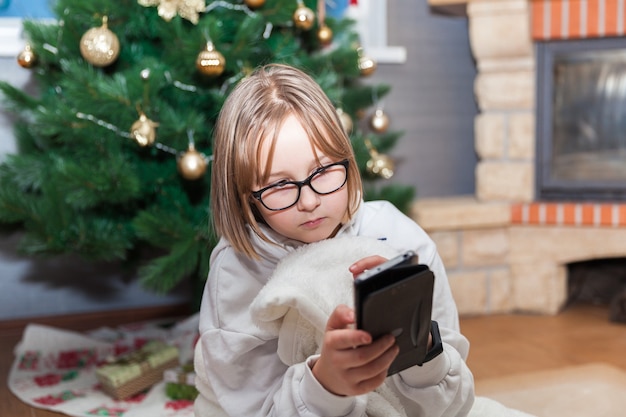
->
413, 0, 626, 316
537, 37, 626, 201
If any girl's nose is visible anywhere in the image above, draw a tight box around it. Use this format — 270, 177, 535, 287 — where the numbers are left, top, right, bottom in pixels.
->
297, 184, 321, 211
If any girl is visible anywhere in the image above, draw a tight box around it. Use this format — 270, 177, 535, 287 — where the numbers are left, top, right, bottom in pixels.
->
194, 64, 475, 417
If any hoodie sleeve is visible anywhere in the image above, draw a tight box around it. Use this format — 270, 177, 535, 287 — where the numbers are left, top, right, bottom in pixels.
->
196, 328, 372, 417
195, 243, 369, 417
354, 201, 475, 417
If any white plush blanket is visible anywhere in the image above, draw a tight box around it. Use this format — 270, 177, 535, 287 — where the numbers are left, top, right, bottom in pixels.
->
248, 235, 536, 417
251, 236, 400, 366
251, 236, 405, 417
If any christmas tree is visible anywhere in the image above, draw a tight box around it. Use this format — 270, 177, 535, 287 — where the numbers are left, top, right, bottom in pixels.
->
0, 0, 413, 303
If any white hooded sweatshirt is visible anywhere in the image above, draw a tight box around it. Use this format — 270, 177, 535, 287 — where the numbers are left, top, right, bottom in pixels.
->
194, 200, 475, 417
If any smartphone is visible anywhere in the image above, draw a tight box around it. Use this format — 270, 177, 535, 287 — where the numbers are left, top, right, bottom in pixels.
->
354, 250, 435, 375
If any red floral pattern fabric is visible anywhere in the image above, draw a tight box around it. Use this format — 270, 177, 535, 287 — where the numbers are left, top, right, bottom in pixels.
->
8, 315, 198, 417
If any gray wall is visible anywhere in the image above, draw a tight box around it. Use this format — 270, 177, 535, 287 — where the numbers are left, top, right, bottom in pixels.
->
373, 1, 477, 198
0, 0, 477, 320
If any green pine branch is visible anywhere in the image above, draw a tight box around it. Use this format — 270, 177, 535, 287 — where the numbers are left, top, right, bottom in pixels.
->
0, 0, 413, 302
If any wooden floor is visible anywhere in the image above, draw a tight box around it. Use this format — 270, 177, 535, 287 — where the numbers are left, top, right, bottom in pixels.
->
462, 302, 626, 381
2, 302, 625, 416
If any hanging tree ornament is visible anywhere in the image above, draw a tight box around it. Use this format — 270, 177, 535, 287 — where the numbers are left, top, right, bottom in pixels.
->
365, 138, 395, 179
17, 43, 37, 68
178, 143, 208, 180
244, 0, 266, 8
368, 88, 390, 133
293, 0, 315, 30
130, 111, 159, 147
130, 70, 159, 146
317, 24, 333, 45
196, 41, 225, 77
370, 108, 390, 133
80, 16, 120, 67
357, 47, 377, 77
316, 0, 332, 45
336, 108, 353, 136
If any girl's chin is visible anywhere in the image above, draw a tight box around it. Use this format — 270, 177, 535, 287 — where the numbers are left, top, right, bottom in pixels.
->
299, 225, 342, 243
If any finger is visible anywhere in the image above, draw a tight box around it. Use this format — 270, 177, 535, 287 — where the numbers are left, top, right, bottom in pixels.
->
364, 338, 399, 373
333, 333, 396, 370
326, 304, 355, 331
314, 332, 397, 396
325, 305, 372, 349
350, 338, 399, 379
349, 255, 388, 277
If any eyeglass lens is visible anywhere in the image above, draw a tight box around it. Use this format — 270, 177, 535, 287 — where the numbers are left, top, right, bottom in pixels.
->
258, 161, 347, 210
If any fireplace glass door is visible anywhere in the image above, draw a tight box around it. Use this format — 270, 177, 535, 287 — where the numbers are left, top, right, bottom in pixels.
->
537, 38, 626, 201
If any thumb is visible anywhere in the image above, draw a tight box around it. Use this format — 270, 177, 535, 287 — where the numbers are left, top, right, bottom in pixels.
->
326, 304, 355, 331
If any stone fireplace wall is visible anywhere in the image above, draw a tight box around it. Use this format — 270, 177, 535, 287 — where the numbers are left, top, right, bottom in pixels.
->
413, 0, 626, 316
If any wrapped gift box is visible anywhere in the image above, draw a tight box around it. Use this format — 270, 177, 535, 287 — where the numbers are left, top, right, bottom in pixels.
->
96, 340, 179, 400
164, 363, 198, 400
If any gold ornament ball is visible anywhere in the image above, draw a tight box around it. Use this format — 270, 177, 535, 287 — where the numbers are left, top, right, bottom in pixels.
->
366, 153, 395, 179
358, 54, 377, 76
293, 5, 315, 30
178, 146, 208, 180
336, 108, 353, 135
17, 44, 37, 68
130, 114, 158, 147
244, 0, 266, 8
196, 42, 225, 77
80, 19, 120, 67
317, 25, 333, 46
370, 109, 390, 133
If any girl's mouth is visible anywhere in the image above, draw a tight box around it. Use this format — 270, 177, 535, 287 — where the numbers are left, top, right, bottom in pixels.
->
301, 217, 324, 228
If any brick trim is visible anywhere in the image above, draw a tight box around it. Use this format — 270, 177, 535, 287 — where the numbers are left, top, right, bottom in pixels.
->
531, 0, 626, 40
511, 202, 626, 226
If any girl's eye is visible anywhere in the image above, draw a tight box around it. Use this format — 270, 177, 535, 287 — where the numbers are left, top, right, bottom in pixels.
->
316, 167, 329, 176
271, 180, 291, 189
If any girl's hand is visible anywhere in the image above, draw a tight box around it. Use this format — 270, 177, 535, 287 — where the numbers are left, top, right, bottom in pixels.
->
348, 255, 389, 279
349, 254, 434, 354
311, 304, 399, 396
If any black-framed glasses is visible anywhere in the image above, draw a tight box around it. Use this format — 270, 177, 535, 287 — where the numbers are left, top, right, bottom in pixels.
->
251, 159, 349, 211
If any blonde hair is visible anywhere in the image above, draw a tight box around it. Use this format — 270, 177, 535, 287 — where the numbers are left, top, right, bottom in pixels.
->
210, 64, 362, 258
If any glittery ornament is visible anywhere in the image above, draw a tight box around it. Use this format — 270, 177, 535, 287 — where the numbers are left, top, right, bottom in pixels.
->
317, 24, 333, 46
130, 113, 159, 147
196, 42, 225, 77
357, 48, 377, 76
17, 43, 37, 68
365, 139, 394, 179
244, 0, 265, 8
370, 108, 390, 133
366, 153, 394, 179
336, 108, 352, 135
293, 3, 315, 30
80, 16, 120, 67
178, 144, 207, 180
